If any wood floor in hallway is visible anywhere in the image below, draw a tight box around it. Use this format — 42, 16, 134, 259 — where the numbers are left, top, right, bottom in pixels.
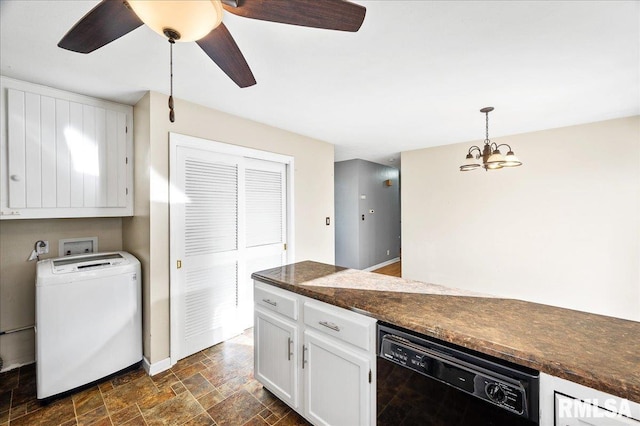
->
372, 261, 401, 277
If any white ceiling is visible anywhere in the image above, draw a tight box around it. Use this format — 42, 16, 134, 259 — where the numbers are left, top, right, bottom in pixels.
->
1, 1, 638, 167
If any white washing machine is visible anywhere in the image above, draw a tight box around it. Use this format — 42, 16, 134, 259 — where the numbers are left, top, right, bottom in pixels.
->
35, 251, 142, 399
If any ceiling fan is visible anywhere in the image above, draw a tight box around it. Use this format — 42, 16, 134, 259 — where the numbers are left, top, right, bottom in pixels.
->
58, 0, 366, 89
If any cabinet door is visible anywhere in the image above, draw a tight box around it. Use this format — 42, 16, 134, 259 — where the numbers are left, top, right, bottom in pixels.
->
254, 307, 299, 409
304, 329, 371, 426
2, 79, 133, 219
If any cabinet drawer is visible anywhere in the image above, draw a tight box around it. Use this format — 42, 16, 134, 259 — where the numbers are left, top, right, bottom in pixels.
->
304, 301, 374, 351
254, 282, 298, 320
555, 393, 640, 425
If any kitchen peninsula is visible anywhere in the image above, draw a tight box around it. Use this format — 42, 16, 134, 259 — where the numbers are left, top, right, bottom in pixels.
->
252, 260, 640, 425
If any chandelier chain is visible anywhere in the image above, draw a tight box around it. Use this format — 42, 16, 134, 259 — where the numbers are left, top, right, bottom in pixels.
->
485, 110, 490, 144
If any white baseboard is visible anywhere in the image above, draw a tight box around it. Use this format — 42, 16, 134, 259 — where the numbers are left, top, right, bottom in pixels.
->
0, 360, 34, 373
363, 257, 400, 272
142, 356, 171, 376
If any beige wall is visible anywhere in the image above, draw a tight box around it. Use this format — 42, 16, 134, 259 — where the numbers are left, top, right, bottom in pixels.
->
0, 218, 123, 369
122, 92, 151, 359
125, 91, 335, 364
402, 116, 640, 321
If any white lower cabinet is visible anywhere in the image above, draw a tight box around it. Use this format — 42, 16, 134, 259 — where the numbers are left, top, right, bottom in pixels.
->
540, 373, 640, 426
303, 329, 372, 426
254, 281, 376, 426
254, 306, 299, 409
554, 393, 640, 426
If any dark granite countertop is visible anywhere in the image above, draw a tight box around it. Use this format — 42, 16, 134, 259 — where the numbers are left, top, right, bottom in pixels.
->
251, 261, 640, 403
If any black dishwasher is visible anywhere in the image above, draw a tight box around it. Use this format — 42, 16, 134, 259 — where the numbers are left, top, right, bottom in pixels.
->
377, 323, 539, 425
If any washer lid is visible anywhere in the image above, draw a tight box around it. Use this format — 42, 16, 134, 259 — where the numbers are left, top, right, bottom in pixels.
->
52, 252, 128, 273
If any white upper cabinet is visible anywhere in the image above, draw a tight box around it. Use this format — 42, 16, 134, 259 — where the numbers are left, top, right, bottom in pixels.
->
1, 77, 133, 219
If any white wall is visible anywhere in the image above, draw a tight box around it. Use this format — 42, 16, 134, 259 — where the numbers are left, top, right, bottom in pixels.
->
402, 116, 640, 321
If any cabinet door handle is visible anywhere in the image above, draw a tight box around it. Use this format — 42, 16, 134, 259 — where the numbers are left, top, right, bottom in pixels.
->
302, 345, 308, 369
287, 337, 292, 361
262, 298, 277, 307
319, 320, 341, 332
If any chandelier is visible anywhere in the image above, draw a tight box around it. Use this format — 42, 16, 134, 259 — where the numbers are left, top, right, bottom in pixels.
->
460, 107, 522, 171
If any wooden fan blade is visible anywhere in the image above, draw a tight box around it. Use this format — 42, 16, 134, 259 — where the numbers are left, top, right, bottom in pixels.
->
223, 0, 366, 32
196, 23, 256, 88
58, 0, 143, 53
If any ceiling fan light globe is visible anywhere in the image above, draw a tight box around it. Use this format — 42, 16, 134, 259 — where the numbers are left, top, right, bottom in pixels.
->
128, 0, 224, 42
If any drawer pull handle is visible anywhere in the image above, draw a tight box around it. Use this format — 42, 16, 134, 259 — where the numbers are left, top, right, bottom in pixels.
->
262, 298, 277, 307
287, 337, 292, 361
319, 321, 341, 332
302, 344, 308, 369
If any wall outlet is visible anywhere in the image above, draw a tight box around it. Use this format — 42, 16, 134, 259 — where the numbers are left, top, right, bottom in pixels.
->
386, 249, 390, 256
36, 240, 49, 255
59, 237, 98, 256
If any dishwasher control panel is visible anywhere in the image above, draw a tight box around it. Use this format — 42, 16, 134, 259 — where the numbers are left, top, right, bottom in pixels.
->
378, 323, 539, 422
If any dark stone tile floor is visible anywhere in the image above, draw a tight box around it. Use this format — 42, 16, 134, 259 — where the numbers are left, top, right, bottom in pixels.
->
0, 329, 311, 425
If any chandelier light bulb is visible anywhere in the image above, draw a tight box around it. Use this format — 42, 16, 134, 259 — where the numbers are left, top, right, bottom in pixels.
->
502, 151, 522, 167
460, 152, 481, 171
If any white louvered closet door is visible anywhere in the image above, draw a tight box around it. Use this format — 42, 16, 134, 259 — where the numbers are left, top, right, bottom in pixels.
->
174, 147, 245, 360
172, 145, 288, 362
239, 159, 287, 330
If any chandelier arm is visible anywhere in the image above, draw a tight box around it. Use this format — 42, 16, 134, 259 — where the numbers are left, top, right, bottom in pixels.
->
468, 145, 482, 156
495, 143, 512, 151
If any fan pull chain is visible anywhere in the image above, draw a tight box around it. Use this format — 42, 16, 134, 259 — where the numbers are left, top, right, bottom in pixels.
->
169, 38, 175, 123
